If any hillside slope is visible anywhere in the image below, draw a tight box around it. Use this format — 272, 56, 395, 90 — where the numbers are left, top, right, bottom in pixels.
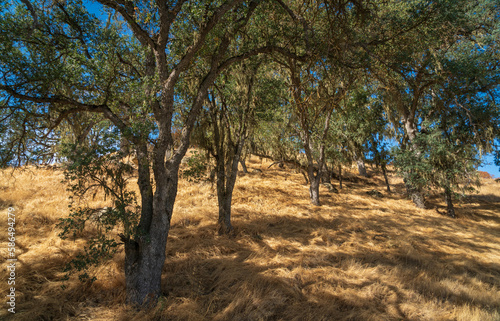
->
1, 156, 500, 321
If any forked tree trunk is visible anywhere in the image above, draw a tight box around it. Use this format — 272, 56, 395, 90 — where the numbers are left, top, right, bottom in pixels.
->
124, 151, 179, 305
211, 62, 257, 234
216, 140, 244, 234
288, 61, 338, 207
444, 187, 456, 218
120, 37, 225, 302
210, 101, 247, 234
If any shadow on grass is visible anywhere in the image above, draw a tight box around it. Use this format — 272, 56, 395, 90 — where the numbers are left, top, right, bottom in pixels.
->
4, 169, 500, 321
7, 204, 500, 321
121, 202, 500, 320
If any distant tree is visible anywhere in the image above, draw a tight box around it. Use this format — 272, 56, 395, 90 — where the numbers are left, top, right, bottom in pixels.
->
366, 0, 499, 209
367, 134, 393, 192
393, 42, 500, 217
205, 61, 261, 234
332, 84, 388, 178
286, 59, 353, 205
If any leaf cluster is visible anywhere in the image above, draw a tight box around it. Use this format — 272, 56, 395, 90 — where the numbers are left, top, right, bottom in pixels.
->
57, 130, 140, 284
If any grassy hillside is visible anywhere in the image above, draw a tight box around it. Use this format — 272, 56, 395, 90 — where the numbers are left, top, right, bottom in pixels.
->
1, 156, 499, 320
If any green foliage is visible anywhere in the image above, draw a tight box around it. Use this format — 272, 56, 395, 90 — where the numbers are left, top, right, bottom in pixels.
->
328, 84, 389, 167
0, 0, 152, 166
181, 150, 208, 183
57, 131, 140, 284
393, 129, 481, 199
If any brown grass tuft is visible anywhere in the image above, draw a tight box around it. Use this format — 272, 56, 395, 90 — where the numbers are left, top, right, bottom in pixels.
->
1, 157, 500, 320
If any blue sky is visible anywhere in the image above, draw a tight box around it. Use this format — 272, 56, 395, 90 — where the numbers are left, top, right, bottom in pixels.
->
479, 154, 499, 178
87, 1, 107, 18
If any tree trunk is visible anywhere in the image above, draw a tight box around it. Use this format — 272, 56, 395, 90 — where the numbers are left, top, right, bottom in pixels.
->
382, 163, 391, 193
215, 154, 236, 235
217, 189, 234, 235
356, 157, 367, 177
309, 176, 321, 206
124, 169, 177, 305
405, 178, 426, 209
123, 222, 168, 305
321, 163, 331, 184
338, 165, 343, 189
403, 117, 426, 209
444, 187, 456, 218
217, 142, 244, 234
240, 159, 248, 173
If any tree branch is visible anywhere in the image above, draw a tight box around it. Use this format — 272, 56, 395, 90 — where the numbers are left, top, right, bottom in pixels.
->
96, 0, 155, 48
19, 0, 39, 33
218, 45, 306, 72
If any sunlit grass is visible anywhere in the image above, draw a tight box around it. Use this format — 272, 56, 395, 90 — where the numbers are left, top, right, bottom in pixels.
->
1, 157, 499, 320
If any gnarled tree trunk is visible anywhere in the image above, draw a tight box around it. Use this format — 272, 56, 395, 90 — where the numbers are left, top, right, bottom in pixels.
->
403, 116, 426, 209
122, 142, 179, 305
309, 174, 321, 206
405, 180, 426, 209
354, 153, 368, 177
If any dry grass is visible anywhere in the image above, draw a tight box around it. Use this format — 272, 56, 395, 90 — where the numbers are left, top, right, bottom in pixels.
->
1, 157, 500, 321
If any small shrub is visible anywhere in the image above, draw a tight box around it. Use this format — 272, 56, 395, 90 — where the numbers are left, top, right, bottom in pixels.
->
181, 150, 208, 183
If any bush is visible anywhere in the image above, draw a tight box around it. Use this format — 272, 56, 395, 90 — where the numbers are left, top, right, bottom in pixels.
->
181, 150, 208, 183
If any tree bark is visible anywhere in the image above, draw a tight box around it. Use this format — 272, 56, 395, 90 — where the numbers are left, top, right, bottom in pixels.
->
309, 176, 321, 206
240, 158, 248, 173
382, 163, 391, 192
124, 154, 178, 305
405, 178, 426, 209
215, 149, 239, 235
338, 164, 343, 189
123, 211, 169, 305
444, 187, 456, 218
321, 163, 331, 184
217, 188, 234, 235
403, 116, 426, 209
355, 156, 368, 177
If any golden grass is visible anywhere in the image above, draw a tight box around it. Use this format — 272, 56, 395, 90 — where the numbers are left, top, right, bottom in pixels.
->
1, 157, 500, 320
